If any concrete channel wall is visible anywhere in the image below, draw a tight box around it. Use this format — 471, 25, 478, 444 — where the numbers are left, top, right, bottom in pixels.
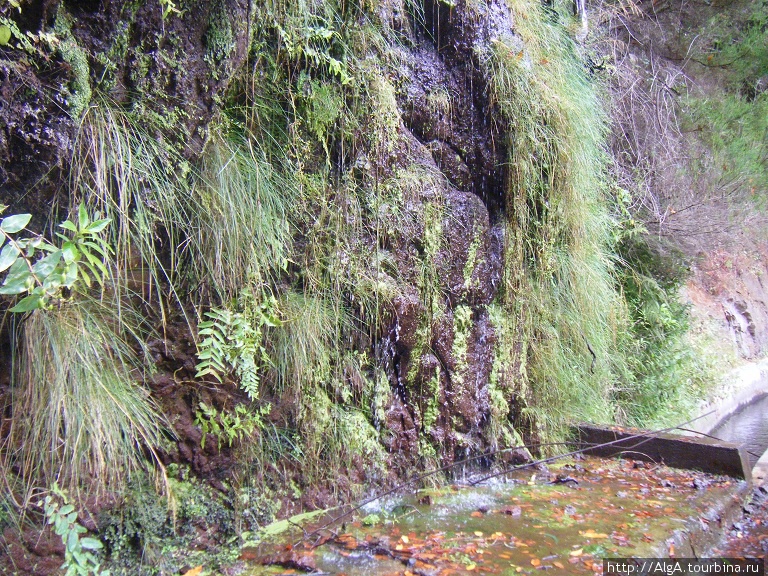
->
688, 359, 768, 435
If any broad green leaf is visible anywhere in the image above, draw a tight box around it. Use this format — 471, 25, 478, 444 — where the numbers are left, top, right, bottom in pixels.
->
0, 26, 10, 47
0, 213, 31, 234
79, 537, 103, 550
9, 294, 43, 313
85, 218, 111, 234
0, 275, 31, 295
67, 529, 79, 552
59, 504, 75, 516
59, 220, 78, 233
61, 242, 79, 263
0, 242, 20, 272
6, 257, 25, 276
32, 250, 62, 277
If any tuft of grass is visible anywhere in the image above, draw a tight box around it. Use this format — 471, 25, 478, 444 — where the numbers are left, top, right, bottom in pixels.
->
73, 105, 195, 318
4, 298, 165, 498
194, 130, 293, 298
480, 0, 629, 444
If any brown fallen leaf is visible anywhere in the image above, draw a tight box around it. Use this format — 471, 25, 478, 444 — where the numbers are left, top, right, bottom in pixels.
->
182, 568, 202, 576
470, 511, 484, 518
531, 558, 541, 567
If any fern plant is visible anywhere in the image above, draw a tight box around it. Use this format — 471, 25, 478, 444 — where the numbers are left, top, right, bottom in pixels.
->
195, 293, 280, 399
194, 402, 266, 450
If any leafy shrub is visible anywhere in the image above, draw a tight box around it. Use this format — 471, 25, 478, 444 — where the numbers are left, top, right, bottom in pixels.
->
0, 204, 112, 312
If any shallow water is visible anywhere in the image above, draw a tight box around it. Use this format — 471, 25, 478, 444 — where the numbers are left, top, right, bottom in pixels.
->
242, 457, 741, 575
710, 393, 768, 468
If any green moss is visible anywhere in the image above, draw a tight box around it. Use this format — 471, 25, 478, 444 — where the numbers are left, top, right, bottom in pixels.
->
54, 9, 92, 118
204, 0, 236, 78
451, 304, 473, 381
462, 226, 482, 291
421, 369, 441, 431
99, 468, 239, 575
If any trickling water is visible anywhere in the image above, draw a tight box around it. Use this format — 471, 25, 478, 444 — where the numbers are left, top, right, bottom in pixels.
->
710, 394, 768, 468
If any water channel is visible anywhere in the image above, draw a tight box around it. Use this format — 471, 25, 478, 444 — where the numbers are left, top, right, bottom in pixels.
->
243, 456, 743, 575
241, 392, 768, 574
710, 393, 768, 469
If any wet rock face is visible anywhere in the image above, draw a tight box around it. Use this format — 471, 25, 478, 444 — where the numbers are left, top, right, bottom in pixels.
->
400, 0, 512, 220
0, 0, 251, 217
0, 13, 73, 219
375, 0, 514, 466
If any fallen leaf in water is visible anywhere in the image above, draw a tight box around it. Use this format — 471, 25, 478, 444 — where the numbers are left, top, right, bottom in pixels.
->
531, 558, 541, 566
570, 548, 583, 556
581, 529, 609, 539
554, 561, 565, 569
669, 544, 675, 556
470, 510, 484, 518
182, 568, 202, 576
336, 534, 359, 550
401, 535, 410, 544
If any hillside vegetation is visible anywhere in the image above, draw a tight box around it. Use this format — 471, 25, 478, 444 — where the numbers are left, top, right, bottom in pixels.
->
0, 0, 764, 573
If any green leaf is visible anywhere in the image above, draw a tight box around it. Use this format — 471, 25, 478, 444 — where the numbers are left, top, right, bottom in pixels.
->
9, 294, 43, 312
0, 213, 31, 234
59, 220, 78, 233
0, 275, 31, 295
82, 240, 110, 257
61, 242, 80, 264
0, 25, 11, 46
67, 529, 79, 552
32, 250, 62, 277
79, 537, 103, 550
59, 504, 75, 516
77, 204, 89, 230
0, 242, 20, 272
84, 218, 111, 234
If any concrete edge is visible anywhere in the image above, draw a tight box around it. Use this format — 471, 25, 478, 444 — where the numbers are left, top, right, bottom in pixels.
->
657, 480, 752, 557
687, 359, 768, 435
574, 424, 752, 480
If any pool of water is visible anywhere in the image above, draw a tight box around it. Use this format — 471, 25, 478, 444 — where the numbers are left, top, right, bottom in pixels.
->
710, 393, 768, 468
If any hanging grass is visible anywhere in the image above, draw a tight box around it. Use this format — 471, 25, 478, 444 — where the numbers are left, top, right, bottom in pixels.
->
480, 0, 630, 443
194, 130, 294, 298
3, 298, 165, 498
